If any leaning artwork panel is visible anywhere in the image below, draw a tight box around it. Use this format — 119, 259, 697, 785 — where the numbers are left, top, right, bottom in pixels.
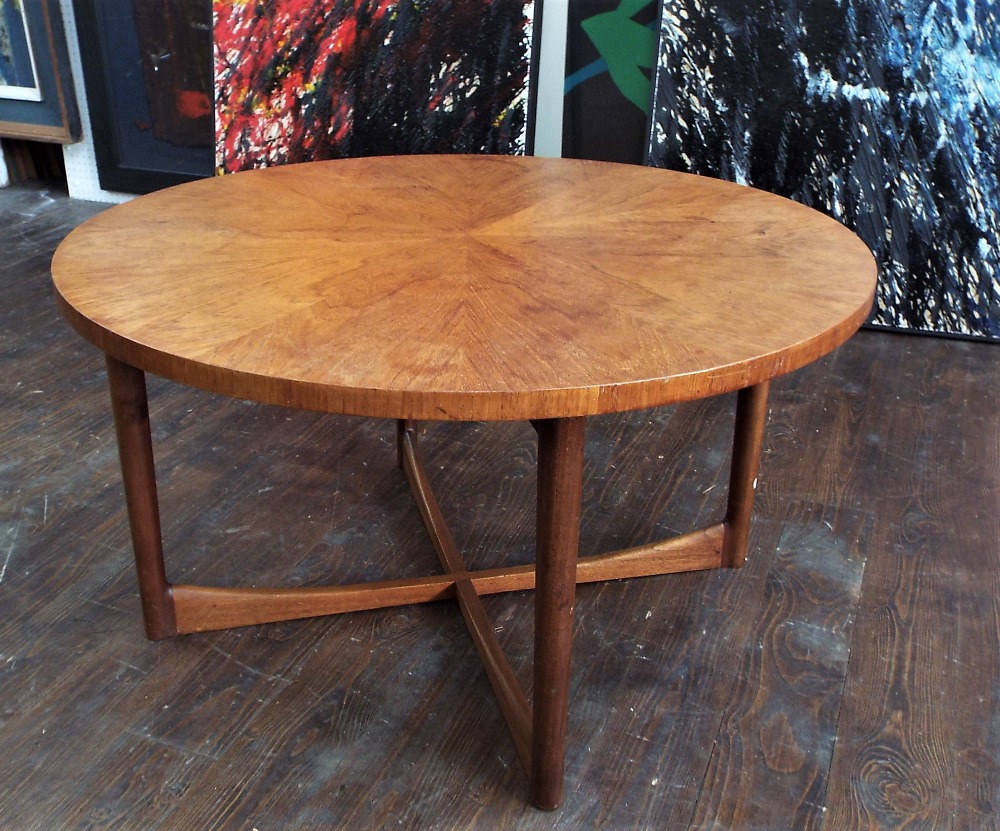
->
215, 0, 536, 172
648, 0, 1000, 339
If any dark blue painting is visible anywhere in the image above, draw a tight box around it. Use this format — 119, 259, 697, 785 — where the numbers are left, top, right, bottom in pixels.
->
648, 0, 1000, 340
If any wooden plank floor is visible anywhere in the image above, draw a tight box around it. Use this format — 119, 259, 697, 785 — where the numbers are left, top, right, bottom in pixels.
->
1, 185, 997, 830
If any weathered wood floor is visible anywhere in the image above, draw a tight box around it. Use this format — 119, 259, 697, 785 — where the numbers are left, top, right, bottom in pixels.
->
1, 185, 997, 830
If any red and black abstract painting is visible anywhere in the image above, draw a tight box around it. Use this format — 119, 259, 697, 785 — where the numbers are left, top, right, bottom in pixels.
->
215, 0, 536, 172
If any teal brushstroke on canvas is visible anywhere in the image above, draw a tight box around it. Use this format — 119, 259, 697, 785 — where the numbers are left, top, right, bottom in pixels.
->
564, 0, 657, 112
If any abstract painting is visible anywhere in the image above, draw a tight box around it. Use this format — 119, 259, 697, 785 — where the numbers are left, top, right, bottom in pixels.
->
648, 0, 1000, 339
562, 0, 658, 164
215, 0, 536, 173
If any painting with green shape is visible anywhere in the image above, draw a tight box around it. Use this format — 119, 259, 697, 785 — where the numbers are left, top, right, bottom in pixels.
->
562, 0, 659, 163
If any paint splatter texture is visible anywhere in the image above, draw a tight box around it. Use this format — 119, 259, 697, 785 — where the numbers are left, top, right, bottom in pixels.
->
215, 0, 533, 173
649, 0, 1000, 339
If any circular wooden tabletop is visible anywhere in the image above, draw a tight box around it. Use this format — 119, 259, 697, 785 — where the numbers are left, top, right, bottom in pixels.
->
52, 155, 876, 421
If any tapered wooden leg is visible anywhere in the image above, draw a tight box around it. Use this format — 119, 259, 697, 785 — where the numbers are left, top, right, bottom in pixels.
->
531, 417, 586, 810
395, 419, 412, 469
722, 381, 770, 568
105, 355, 176, 640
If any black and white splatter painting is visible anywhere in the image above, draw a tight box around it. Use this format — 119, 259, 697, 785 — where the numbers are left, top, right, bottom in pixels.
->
648, 0, 1000, 339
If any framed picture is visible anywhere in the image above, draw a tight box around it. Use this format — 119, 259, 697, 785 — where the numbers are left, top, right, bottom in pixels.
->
0, 0, 80, 143
72, 0, 214, 194
0, 0, 42, 101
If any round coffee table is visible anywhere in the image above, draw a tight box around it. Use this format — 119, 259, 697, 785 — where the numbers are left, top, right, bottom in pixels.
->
52, 155, 876, 810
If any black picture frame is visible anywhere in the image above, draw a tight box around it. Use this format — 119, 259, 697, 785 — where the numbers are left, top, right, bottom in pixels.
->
72, 0, 213, 194
0, 0, 80, 144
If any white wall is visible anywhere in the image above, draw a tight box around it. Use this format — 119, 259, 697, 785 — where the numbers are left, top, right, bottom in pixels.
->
532, 0, 567, 157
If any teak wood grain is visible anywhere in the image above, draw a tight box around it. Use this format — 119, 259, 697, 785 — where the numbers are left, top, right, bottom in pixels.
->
52, 155, 876, 421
